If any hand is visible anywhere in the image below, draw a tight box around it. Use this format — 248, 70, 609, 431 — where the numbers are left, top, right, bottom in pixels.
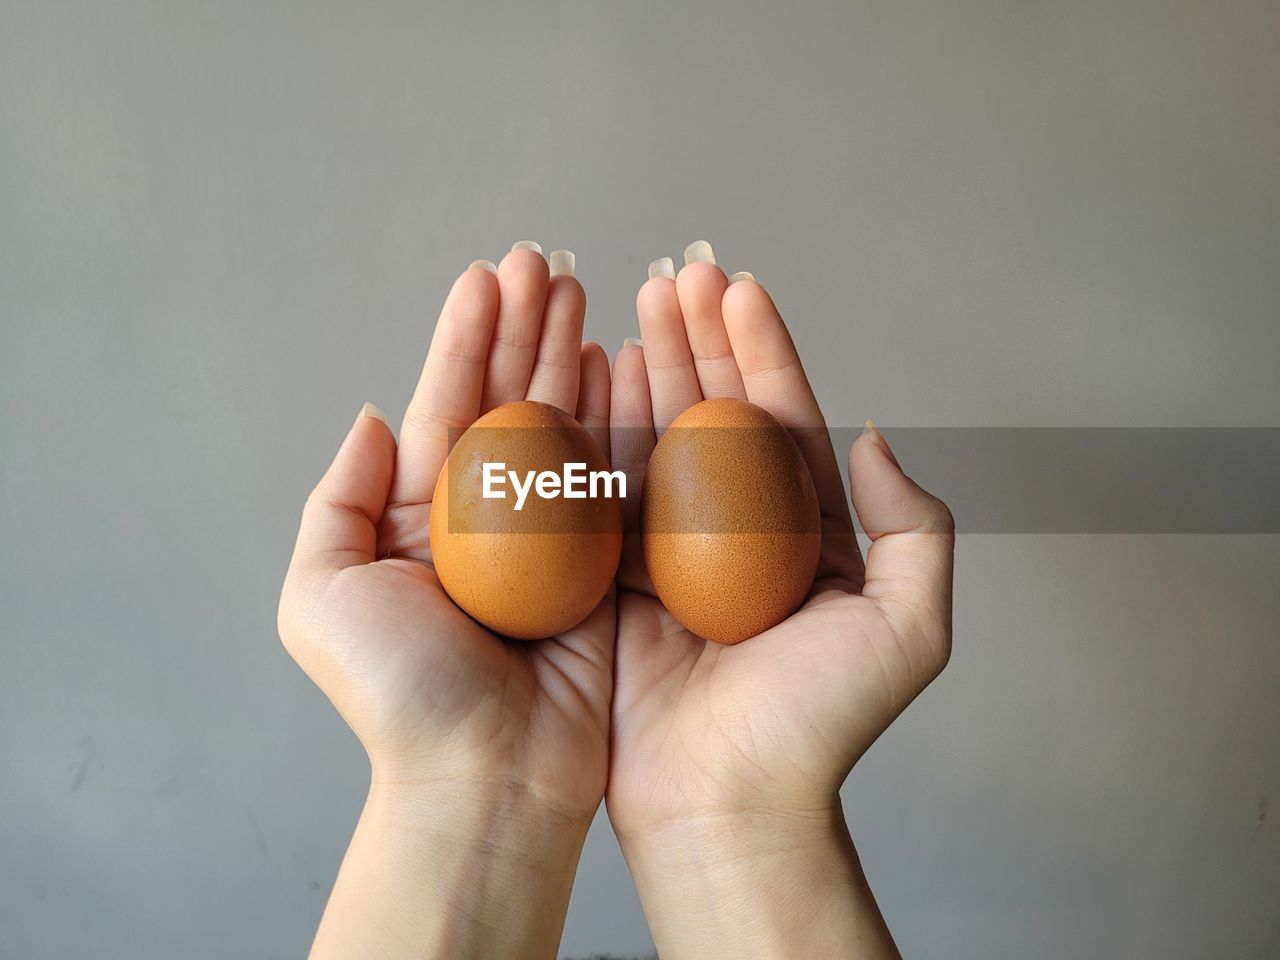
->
278, 247, 610, 959
607, 250, 954, 959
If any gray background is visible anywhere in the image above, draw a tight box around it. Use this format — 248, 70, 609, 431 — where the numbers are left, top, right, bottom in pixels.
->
2, 1, 1278, 957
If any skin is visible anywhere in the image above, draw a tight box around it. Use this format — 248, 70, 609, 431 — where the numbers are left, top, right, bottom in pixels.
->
279, 249, 613, 959
279, 245, 954, 959
608, 257, 954, 959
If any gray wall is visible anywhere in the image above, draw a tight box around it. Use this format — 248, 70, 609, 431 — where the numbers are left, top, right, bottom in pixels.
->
2, 1, 1278, 957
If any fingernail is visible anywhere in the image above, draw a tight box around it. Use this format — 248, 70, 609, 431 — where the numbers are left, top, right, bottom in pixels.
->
862, 419, 901, 468
469, 259, 498, 274
360, 402, 388, 424
623, 337, 644, 349
728, 271, 755, 284
648, 257, 675, 280
511, 240, 543, 255
684, 240, 716, 265
549, 249, 575, 277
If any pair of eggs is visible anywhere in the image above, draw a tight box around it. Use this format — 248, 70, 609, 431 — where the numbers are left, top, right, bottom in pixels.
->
430, 398, 821, 644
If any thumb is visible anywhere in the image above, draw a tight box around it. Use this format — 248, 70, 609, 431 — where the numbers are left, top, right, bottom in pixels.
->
848, 422, 954, 661
285, 402, 397, 589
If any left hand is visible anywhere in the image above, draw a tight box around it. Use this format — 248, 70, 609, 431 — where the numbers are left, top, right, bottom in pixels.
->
279, 247, 612, 959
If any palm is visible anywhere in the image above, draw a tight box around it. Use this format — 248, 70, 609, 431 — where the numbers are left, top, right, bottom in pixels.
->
606, 259, 952, 828
310, 549, 614, 813
612, 584, 944, 826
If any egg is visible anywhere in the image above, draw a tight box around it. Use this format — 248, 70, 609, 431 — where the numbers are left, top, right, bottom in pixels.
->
430, 401, 622, 639
642, 397, 821, 645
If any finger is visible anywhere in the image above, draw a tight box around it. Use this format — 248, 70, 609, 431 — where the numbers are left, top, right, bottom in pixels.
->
576, 341, 611, 460
849, 423, 954, 659
721, 277, 861, 583
636, 261, 702, 432
611, 339, 657, 593
287, 404, 397, 587
674, 254, 746, 400
391, 263, 500, 508
610, 339, 656, 528
481, 245, 550, 411
525, 256, 585, 414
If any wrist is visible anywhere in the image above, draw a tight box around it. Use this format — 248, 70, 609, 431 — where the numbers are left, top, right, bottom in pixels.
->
368, 740, 607, 825
616, 798, 899, 960
369, 763, 597, 843
362, 773, 594, 897
610, 784, 842, 847
309, 774, 592, 960
615, 796, 850, 891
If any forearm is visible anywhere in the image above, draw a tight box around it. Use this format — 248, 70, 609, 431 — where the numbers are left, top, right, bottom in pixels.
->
618, 799, 899, 960
310, 776, 591, 960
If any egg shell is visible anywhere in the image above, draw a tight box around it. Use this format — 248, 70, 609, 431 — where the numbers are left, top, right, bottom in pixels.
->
430, 401, 622, 639
641, 397, 821, 645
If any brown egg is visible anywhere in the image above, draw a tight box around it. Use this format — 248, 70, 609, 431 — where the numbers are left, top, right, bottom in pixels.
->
430, 401, 622, 639
642, 398, 821, 645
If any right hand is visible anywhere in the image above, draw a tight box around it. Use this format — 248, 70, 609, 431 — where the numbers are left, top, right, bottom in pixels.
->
606, 253, 954, 958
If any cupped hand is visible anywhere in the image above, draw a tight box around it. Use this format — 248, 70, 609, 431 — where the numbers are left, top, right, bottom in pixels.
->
278, 249, 613, 820
607, 255, 955, 834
